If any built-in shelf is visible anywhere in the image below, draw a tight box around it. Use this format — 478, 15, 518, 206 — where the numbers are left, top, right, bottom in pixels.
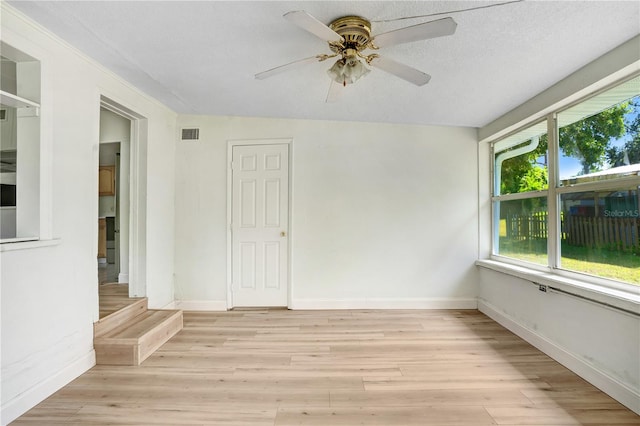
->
0, 90, 40, 109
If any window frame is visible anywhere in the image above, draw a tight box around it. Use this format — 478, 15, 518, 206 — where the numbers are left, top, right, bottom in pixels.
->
491, 118, 551, 270
490, 73, 640, 291
0, 40, 53, 247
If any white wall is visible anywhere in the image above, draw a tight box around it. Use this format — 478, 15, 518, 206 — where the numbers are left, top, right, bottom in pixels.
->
0, 5, 177, 424
99, 109, 130, 147
478, 269, 640, 413
174, 116, 479, 309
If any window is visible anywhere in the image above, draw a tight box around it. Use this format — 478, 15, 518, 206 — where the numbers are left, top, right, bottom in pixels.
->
0, 43, 41, 242
492, 75, 640, 287
493, 121, 549, 265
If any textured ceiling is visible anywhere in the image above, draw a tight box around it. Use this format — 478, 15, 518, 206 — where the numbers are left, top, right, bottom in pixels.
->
7, 1, 640, 127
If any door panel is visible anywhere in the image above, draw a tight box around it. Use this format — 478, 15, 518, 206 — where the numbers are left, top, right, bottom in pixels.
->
264, 179, 281, 227
232, 144, 289, 307
240, 180, 257, 227
239, 242, 256, 289
264, 242, 280, 289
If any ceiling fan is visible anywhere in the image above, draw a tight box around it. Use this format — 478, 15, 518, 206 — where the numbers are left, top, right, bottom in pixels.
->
255, 11, 457, 100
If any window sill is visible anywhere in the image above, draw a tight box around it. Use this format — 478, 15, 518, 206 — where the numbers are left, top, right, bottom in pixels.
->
476, 259, 640, 315
0, 238, 61, 252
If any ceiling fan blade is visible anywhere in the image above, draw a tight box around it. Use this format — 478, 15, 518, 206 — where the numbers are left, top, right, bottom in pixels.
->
284, 11, 343, 43
372, 17, 457, 48
255, 56, 320, 80
370, 57, 431, 86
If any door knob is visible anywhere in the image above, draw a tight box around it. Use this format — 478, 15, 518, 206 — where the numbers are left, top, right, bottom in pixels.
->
280, 231, 286, 237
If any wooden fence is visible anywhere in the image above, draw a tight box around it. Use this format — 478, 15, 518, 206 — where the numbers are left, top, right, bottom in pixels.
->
563, 215, 640, 251
504, 212, 640, 251
504, 211, 548, 241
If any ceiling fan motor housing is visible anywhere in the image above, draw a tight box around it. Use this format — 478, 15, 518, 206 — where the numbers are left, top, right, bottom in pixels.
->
328, 16, 372, 53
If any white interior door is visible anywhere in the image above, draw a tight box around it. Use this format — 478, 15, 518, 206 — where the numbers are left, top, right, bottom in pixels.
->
231, 144, 289, 307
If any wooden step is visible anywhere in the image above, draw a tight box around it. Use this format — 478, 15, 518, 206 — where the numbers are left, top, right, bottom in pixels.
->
94, 309, 183, 365
94, 297, 148, 338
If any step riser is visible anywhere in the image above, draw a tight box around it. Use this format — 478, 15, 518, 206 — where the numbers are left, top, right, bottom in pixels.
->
94, 310, 183, 366
94, 343, 139, 366
138, 311, 183, 364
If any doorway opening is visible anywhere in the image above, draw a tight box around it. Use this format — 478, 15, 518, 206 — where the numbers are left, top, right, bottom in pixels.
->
98, 108, 131, 284
97, 97, 148, 315
97, 139, 125, 284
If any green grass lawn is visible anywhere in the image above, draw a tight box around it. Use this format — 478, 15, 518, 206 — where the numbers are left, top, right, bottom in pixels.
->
498, 239, 640, 285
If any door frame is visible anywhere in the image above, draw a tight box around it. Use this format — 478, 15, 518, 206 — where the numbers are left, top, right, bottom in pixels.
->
100, 95, 148, 299
226, 138, 293, 310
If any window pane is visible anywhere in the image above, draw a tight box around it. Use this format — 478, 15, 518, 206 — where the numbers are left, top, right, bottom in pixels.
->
560, 187, 640, 285
494, 122, 548, 195
494, 197, 548, 265
558, 76, 640, 183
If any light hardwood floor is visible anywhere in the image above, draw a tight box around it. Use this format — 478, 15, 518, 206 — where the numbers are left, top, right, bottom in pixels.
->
12, 309, 639, 425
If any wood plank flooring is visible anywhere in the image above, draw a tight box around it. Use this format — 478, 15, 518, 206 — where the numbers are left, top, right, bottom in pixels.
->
12, 309, 639, 425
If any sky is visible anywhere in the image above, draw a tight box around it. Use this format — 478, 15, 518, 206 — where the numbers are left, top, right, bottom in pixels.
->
558, 96, 639, 180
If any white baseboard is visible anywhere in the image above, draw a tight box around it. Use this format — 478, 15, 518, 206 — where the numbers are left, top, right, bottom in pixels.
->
1, 350, 96, 426
162, 298, 477, 311
478, 299, 640, 415
164, 300, 228, 311
290, 297, 478, 310
118, 273, 129, 283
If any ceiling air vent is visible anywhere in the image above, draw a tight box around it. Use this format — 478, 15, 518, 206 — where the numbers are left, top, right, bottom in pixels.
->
181, 128, 200, 141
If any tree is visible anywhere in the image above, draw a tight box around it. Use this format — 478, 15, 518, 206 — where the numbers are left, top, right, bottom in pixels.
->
558, 104, 628, 174
607, 98, 640, 167
519, 166, 548, 192
499, 102, 631, 193
500, 152, 541, 194
624, 99, 640, 135
607, 133, 640, 167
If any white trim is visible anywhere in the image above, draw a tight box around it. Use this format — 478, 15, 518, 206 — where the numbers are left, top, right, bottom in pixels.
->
118, 272, 129, 284
547, 113, 560, 269
476, 259, 640, 312
0, 238, 60, 252
226, 138, 293, 310
478, 299, 640, 415
0, 350, 95, 426
0, 90, 40, 108
290, 298, 478, 310
490, 189, 548, 202
164, 300, 228, 311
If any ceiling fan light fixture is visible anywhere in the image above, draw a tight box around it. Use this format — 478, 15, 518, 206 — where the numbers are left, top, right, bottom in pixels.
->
327, 57, 370, 86
256, 11, 458, 95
